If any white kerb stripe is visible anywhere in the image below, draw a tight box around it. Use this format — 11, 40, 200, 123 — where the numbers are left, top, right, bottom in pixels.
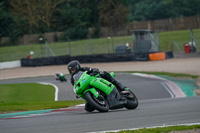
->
38, 82, 59, 101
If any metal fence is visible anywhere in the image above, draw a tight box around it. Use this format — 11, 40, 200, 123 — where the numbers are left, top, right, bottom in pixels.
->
160, 29, 200, 52
36, 29, 200, 58
0, 29, 199, 62
0, 36, 134, 62
46, 36, 134, 56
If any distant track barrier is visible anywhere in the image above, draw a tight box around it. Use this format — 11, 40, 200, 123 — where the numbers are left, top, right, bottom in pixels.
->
21, 54, 134, 67
0, 60, 21, 69
20, 52, 173, 67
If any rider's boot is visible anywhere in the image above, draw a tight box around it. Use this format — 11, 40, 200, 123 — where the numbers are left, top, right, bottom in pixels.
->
99, 71, 130, 94
112, 80, 130, 95
111, 79, 125, 91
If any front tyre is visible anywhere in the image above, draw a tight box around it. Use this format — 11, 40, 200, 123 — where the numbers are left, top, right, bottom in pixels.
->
125, 90, 138, 109
85, 102, 95, 112
85, 91, 109, 112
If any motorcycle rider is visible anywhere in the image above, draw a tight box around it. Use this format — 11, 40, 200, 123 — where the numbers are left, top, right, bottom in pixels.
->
55, 73, 60, 80
67, 60, 129, 95
55, 72, 66, 81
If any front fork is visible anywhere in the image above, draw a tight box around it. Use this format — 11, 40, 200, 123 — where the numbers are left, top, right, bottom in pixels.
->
84, 88, 99, 98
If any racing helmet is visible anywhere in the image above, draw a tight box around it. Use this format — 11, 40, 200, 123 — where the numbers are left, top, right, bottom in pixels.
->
67, 60, 81, 75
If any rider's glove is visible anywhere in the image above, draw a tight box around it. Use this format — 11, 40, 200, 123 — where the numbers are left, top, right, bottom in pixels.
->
92, 68, 99, 75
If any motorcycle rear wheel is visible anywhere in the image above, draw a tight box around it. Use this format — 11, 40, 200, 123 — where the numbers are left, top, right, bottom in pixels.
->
125, 90, 138, 109
85, 91, 109, 112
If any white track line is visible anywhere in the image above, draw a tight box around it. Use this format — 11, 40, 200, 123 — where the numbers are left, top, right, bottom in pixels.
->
131, 73, 186, 97
160, 82, 175, 98
88, 122, 200, 133
38, 82, 59, 101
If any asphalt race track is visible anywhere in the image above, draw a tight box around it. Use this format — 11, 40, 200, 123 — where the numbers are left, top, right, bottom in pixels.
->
0, 73, 175, 100
0, 73, 200, 133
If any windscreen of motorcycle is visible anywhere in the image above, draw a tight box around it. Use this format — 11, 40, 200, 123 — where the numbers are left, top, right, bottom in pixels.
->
73, 71, 84, 84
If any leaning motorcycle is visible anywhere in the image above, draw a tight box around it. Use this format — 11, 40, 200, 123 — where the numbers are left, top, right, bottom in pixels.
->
55, 73, 67, 82
73, 71, 138, 112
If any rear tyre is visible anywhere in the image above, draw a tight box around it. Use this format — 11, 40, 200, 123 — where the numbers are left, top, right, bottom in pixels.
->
125, 90, 138, 109
85, 91, 109, 112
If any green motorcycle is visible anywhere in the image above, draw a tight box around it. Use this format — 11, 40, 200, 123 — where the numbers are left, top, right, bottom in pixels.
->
73, 71, 138, 112
55, 73, 67, 82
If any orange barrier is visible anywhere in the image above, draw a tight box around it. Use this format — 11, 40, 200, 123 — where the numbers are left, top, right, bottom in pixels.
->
149, 52, 166, 61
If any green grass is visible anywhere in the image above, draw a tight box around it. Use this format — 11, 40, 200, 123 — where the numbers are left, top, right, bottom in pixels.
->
0, 100, 84, 113
109, 125, 200, 133
159, 29, 200, 51
117, 71, 199, 79
0, 83, 55, 102
1, 28, 199, 62
0, 83, 84, 113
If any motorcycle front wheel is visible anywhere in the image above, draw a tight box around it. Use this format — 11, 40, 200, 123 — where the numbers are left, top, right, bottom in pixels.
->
84, 91, 109, 112
125, 90, 139, 109
85, 102, 95, 112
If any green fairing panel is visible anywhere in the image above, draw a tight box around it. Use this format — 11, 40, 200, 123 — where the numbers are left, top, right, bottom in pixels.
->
75, 72, 92, 95
74, 71, 115, 99
90, 78, 114, 95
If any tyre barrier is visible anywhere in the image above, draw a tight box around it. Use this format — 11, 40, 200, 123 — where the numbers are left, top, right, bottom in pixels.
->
21, 52, 174, 67
165, 51, 174, 59
21, 54, 134, 67
149, 51, 174, 61
149, 52, 166, 61
21, 55, 71, 67
133, 53, 150, 61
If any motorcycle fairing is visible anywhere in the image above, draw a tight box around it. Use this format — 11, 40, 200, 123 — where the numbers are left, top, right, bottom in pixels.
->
106, 87, 126, 109
90, 78, 114, 95
82, 78, 115, 98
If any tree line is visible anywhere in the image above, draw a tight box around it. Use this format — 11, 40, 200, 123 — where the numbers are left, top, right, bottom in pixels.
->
1, 0, 200, 45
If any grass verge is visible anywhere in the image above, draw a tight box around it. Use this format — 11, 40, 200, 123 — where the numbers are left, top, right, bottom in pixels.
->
116, 71, 199, 79
108, 125, 200, 133
0, 100, 85, 114
0, 83, 55, 102
0, 83, 84, 114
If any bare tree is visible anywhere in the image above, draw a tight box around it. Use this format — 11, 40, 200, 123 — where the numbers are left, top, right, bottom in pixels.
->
8, 0, 70, 33
39, 0, 70, 29
98, 0, 129, 31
